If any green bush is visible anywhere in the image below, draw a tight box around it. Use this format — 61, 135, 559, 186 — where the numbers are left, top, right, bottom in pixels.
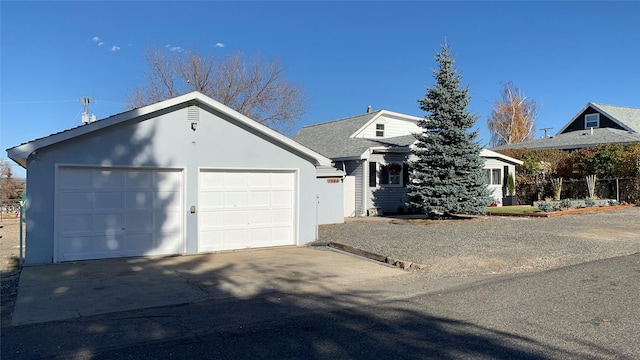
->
537, 201, 554, 212
584, 197, 596, 207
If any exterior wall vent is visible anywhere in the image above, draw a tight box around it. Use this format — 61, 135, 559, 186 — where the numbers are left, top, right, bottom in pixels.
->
187, 105, 199, 123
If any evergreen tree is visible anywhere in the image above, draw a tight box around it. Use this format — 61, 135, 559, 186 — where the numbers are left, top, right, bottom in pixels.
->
408, 43, 492, 215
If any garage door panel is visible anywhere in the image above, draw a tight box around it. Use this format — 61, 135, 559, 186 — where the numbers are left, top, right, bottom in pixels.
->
59, 168, 93, 189
57, 168, 184, 262
271, 172, 293, 187
61, 214, 93, 233
249, 209, 270, 225
224, 229, 248, 247
125, 213, 153, 232
94, 192, 124, 210
94, 234, 125, 252
125, 171, 153, 189
200, 211, 224, 228
249, 191, 270, 207
199, 170, 294, 252
200, 172, 224, 189
249, 172, 270, 187
155, 171, 182, 190
126, 192, 153, 210
224, 172, 248, 188
271, 227, 293, 244
272, 209, 292, 224
157, 210, 182, 232
272, 190, 292, 206
126, 233, 153, 252
60, 192, 93, 210
59, 235, 91, 255
93, 213, 123, 232
225, 210, 249, 227
92, 170, 124, 189
200, 191, 223, 209
224, 191, 248, 208
155, 191, 182, 209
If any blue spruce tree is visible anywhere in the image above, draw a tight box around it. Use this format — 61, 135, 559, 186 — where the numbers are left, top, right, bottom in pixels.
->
408, 43, 492, 216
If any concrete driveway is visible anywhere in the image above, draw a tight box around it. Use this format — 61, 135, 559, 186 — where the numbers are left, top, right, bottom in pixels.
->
12, 246, 405, 326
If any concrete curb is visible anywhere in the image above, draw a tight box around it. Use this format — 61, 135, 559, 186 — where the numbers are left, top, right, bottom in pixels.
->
328, 242, 427, 271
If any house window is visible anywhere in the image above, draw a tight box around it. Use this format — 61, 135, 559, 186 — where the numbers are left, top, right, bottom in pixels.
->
484, 168, 502, 185
380, 163, 402, 186
375, 124, 384, 137
585, 113, 599, 129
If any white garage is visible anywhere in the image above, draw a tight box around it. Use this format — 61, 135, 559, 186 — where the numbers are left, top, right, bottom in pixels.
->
198, 170, 295, 252
7, 92, 345, 264
56, 167, 184, 262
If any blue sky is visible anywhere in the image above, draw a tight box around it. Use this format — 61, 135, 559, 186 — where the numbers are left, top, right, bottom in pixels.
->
2, 1, 639, 178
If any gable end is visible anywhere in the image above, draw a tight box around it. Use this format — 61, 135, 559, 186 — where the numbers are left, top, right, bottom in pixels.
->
561, 106, 625, 133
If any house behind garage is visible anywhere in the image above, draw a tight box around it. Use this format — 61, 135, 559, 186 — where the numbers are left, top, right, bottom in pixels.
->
292, 108, 523, 215
7, 92, 344, 264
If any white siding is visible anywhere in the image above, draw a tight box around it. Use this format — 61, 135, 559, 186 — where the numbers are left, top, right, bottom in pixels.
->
354, 116, 420, 139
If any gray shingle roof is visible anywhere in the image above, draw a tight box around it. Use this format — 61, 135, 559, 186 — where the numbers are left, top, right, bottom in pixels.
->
591, 103, 640, 133
491, 127, 640, 151
292, 111, 416, 159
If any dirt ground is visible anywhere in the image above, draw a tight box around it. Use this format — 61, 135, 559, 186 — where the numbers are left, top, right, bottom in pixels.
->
1, 215, 23, 328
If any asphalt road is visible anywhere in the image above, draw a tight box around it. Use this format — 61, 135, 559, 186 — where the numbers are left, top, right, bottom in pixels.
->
2, 253, 639, 359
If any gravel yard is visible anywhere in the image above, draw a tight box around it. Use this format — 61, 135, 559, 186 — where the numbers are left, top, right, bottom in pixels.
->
318, 207, 640, 277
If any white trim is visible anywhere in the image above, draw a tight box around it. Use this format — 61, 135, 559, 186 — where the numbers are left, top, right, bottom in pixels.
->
585, 113, 600, 129
480, 149, 523, 165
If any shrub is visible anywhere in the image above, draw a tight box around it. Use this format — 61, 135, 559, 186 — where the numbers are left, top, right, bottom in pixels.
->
584, 197, 596, 207
537, 201, 554, 212
560, 198, 572, 208
608, 199, 619, 206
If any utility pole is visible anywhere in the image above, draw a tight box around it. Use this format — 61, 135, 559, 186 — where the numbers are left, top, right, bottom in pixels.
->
541, 127, 553, 138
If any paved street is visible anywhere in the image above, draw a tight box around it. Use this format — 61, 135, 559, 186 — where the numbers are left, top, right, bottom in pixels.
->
3, 253, 639, 359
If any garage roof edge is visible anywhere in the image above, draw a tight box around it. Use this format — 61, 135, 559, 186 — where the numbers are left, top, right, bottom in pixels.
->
6, 92, 334, 168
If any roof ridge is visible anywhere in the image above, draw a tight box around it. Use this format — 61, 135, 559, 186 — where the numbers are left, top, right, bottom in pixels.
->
299, 110, 384, 129
591, 102, 640, 110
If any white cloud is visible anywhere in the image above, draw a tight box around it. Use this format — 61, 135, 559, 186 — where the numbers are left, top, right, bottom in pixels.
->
92, 36, 101, 43
98, 42, 104, 46
111, 46, 121, 52
165, 44, 183, 52
214, 42, 225, 48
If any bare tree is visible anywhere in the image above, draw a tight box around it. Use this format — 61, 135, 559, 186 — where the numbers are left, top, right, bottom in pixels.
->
127, 48, 306, 134
487, 82, 538, 147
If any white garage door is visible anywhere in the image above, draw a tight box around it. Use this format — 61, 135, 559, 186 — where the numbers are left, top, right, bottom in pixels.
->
199, 170, 295, 252
56, 167, 184, 262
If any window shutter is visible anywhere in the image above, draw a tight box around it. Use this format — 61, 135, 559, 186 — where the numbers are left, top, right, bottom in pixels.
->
369, 162, 377, 187
403, 163, 409, 187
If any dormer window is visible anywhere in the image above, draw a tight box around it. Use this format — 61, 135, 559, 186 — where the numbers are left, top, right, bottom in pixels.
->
585, 113, 599, 129
375, 124, 384, 137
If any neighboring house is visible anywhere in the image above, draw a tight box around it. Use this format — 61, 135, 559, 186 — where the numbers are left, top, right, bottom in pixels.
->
292, 109, 523, 216
6, 92, 344, 264
491, 103, 640, 151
